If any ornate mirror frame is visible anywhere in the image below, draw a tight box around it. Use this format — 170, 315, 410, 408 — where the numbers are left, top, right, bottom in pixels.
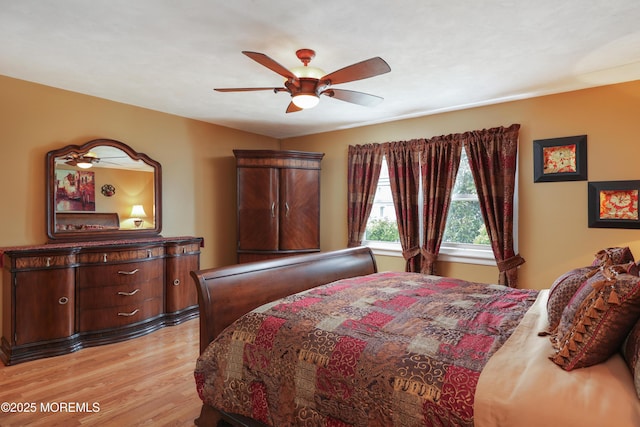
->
46, 138, 162, 241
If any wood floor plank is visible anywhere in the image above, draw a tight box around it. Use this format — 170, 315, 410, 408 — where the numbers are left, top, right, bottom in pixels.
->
0, 318, 202, 426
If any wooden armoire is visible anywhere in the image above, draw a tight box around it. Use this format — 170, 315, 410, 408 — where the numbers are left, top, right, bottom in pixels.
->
234, 150, 324, 263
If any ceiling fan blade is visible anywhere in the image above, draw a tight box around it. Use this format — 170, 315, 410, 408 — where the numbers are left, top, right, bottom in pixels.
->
320, 57, 390, 85
321, 88, 384, 107
286, 102, 303, 113
242, 51, 298, 80
214, 87, 285, 92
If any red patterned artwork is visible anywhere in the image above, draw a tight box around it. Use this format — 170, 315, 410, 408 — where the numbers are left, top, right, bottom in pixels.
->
600, 189, 639, 220
55, 170, 96, 212
543, 144, 577, 174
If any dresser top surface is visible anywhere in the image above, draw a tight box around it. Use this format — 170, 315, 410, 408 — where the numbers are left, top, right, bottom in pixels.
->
0, 236, 203, 257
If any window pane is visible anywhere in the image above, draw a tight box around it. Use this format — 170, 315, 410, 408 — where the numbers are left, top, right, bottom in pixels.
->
442, 199, 489, 244
365, 158, 400, 243
451, 151, 476, 196
443, 151, 489, 245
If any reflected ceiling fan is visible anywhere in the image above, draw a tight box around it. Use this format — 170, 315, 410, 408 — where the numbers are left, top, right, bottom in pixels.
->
63, 152, 125, 169
215, 49, 391, 113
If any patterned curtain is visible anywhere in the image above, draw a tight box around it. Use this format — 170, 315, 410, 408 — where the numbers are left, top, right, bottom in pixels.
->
421, 135, 463, 274
384, 140, 422, 272
463, 124, 524, 287
347, 144, 384, 247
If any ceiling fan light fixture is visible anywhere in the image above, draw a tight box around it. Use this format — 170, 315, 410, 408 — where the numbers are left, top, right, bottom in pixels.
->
292, 94, 319, 109
76, 161, 93, 169
76, 151, 98, 169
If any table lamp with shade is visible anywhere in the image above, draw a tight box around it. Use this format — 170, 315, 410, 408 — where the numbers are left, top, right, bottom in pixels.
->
130, 204, 147, 228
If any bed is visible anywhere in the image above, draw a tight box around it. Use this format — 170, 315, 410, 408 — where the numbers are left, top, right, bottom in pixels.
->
191, 246, 640, 427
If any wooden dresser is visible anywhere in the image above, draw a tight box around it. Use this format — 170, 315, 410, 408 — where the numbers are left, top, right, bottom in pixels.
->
0, 236, 203, 365
234, 150, 324, 263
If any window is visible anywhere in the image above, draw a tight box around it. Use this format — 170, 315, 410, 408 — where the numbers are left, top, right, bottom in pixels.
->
364, 151, 500, 265
364, 160, 399, 244
442, 150, 489, 245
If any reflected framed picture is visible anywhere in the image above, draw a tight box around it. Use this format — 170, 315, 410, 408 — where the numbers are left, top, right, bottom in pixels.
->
533, 135, 587, 182
55, 170, 96, 212
588, 180, 640, 228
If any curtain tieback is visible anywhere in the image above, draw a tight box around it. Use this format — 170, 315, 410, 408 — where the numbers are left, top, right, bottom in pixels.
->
497, 254, 525, 272
402, 246, 420, 260
421, 249, 438, 263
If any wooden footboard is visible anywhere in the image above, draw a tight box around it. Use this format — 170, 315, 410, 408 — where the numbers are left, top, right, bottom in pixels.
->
190, 246, 377, 427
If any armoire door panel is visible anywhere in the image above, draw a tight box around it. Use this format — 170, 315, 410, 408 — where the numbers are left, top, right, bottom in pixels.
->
279, 168, 320, 250
237, 167, 279, 251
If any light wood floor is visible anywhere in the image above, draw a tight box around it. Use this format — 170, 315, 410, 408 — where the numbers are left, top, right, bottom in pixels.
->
0, 318, 202, 426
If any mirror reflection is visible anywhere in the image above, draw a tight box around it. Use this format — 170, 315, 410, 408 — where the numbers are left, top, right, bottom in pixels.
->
47, 139, 162, 241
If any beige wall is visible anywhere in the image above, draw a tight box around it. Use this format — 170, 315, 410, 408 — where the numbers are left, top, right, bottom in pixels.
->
2, 74, 640, 298
283, 80, 640, 290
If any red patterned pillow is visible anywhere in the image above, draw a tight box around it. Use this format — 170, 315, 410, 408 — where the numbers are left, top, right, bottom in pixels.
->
622, 320, 640, 399
547, 266, 598, 331
592, 247, 635, 267
550, 266, 640, 370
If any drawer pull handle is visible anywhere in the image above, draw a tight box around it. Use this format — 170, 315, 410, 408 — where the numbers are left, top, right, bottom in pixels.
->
182, 247, 187, 254
46, 257, 52, 267
118, 289, 140, 296
118, 309, 140, 317
173, 279, 180, 286
147, 249, 152, 258
58, 296, 69, 305
103, 253, 108, 263
117, 268, 140, 275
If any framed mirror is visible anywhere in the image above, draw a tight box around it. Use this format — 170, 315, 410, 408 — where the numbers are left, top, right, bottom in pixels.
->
46, 138, 162, 241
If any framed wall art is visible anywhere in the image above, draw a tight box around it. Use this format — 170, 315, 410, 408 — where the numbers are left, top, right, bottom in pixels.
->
533, 135, 587, 182
588, 180, 640, 229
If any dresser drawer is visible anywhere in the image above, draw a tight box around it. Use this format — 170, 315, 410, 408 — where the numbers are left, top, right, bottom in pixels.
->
165, 241, 201, 256
77, 259, 163, 288
77, 297, 163, 332
77, 246, 164, 264
78, 278, 163, 310
13, 254, 76, 270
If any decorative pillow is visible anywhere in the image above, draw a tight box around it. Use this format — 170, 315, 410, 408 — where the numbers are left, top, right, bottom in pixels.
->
546, 266, 598, 331
622, 320, 640, 399
618, 261, 640, 276
592, 247, 635, 267
549, 266, 640, 370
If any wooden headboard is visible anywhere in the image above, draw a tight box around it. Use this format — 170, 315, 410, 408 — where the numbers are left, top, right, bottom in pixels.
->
190, 246, 378, 354
55, 212, 120, 231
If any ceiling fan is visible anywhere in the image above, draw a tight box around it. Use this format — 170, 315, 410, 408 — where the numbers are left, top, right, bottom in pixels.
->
63, 152, 99, 169
63, 152, 125, 169
214, 49, 391, 113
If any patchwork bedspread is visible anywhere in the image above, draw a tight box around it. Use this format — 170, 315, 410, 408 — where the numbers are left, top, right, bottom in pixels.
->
195, 272, 538, 426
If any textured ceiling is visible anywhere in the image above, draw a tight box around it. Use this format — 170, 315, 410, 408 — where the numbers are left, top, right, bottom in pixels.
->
1, 0, 639, 139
